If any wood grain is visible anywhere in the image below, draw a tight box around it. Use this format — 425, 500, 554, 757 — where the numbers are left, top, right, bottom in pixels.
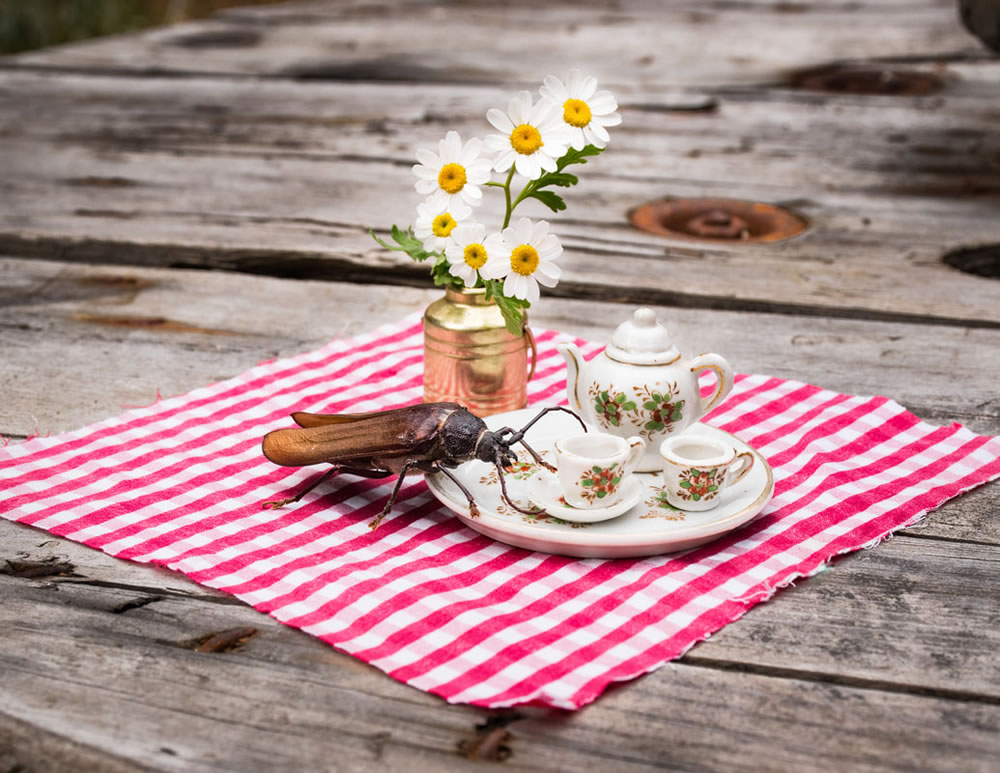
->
2, 519, 998, 773
2, 0, 999, 769
0, 61, 998, 324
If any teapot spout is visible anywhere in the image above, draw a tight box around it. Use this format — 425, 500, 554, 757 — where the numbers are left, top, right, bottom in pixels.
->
557, 342, 585, 412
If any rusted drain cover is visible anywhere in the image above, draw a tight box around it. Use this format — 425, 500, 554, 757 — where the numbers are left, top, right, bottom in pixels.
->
790, 65, 943, 96
943, 244, 1000, 279
629, 198, 808, 243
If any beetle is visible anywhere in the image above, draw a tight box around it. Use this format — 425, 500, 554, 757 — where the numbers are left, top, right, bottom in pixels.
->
261, 403, 587, 528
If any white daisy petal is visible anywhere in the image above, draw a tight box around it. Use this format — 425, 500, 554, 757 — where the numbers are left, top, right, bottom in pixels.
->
580, 76, 598, 101
525, 276, 540, 303
459, 185, 482, 206
590, 123, 611, 143
491, 148, 516, 173
537, 234, 563, 259
503, 272, 525, 300
443, 130, 462, 159
461, 137, 484, 164
537, 153, 558, 174
415, 148, 439, 168
535, 262, 560, 285
588, 92, 618, 114
486, 108, 514, 134
530, 219, 550, 243
514, 153, 541, 181
465, 159, 493, 184
593, 112, 622, 128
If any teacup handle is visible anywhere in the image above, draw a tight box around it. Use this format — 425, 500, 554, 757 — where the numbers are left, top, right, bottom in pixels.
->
726, 451, 755, 486
688, 353, 734, 419
624, 436, 646, 477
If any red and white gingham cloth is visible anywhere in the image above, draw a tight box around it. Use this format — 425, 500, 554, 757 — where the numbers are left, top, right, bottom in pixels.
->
3, 315, 999, 709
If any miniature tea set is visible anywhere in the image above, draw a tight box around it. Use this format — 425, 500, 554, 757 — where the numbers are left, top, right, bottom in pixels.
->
424, 307, 775, 558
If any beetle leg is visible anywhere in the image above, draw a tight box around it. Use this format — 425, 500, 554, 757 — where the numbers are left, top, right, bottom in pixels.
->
513, 438, 557, 473
494, 458, 546, 516
263, 466, 391, 510
432, 462, 481, 519
367, 462, 415, 530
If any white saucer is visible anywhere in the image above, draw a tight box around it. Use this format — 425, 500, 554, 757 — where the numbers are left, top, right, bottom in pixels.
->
425, 408, 774, 558
527, 473, 643, 523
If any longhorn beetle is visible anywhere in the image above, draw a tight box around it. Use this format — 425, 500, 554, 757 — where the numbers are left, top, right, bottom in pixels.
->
261, 403, 587, 528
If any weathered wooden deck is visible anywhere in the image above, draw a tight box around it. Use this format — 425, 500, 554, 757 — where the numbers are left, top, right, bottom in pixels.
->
1, 1, 998, 770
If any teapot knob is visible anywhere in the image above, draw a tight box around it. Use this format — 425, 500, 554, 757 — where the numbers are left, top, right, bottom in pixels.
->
632, 308, 658, 328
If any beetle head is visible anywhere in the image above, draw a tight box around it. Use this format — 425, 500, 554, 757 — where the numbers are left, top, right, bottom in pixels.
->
474, 430, 517, 470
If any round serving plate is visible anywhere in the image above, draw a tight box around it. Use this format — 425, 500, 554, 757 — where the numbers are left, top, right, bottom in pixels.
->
425, 407, 774, 558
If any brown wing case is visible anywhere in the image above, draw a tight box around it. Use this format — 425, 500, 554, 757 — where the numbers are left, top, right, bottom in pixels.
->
262, 403, 458, 467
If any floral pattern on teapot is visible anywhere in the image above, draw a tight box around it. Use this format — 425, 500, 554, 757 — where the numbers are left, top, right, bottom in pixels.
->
588, 381, 686, 442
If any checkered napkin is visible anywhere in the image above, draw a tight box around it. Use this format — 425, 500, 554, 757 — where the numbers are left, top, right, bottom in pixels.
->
3, 315, 999, 710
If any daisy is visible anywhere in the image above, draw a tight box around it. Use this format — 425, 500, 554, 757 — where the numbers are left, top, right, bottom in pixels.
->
540, 70, 622, 150
413, 130, 493, 209
444, 222, 498, 287
481, 217, 562, 303
485, 91, 574, 181
414, 198, 472, 252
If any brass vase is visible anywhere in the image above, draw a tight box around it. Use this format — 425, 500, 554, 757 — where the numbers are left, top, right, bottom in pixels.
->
423, 287, 536, 416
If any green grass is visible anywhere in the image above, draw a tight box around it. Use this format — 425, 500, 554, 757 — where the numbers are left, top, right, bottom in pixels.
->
0, 0, 285, 54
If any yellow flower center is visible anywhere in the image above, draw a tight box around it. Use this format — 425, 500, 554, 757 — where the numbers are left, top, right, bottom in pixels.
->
437, 163, 467, 194
510, 244, 540, 275
563, 98, 592, 128
463, 243, 488, 270
432, 213, 457, 237
510, 124, 543, 155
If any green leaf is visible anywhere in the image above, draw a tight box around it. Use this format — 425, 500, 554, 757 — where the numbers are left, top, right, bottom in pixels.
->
601, 391, 610, 402
614, 393, 626, 404
680, 481, 691, 489
611, 476, 621, 485
610, 417, 620, 426
596, 490, 607, 498
622, 401, 636, 411
707, 485, 718, 492
582, 479, 594, 487
371, 225, 435, 262
556, 144, 603, 171
643, 400, 658, 410
670, 409, 684, 421
533, 171, 579, 189
652, 392, 663, 403
692, 493, 701, 501
527, 189, 567, 213
483, 279, 529, 336
592, 465, 602, 473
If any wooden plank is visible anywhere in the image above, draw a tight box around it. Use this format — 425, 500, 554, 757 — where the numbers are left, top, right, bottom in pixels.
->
4, 0, 978, 88
685, 535, 1000, 698
2, 256, 998, 437
2, 530, 998, 772
1, 69, 998, 324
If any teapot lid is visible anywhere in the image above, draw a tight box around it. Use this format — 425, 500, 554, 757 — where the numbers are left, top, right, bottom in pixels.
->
605, 307, 680, 365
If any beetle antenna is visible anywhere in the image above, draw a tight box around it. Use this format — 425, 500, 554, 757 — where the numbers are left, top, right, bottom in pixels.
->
508, 406, 587, 445
494, 455, 545, 516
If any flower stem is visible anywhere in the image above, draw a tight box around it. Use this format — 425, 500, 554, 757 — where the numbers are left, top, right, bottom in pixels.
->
500, 166, 516, 229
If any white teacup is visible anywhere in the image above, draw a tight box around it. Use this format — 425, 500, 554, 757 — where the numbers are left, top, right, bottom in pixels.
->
659, 435, 754, 511
553, 433, 645, 509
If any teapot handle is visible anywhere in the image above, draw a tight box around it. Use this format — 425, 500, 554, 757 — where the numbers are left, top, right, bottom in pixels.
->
688, 353, 734, 419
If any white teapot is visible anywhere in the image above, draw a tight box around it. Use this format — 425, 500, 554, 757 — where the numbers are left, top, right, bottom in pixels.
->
558, 308, 734, 471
